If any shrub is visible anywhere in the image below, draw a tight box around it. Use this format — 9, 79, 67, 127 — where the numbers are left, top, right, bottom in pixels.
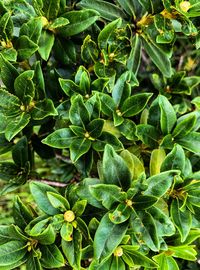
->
0, 0, 200, 269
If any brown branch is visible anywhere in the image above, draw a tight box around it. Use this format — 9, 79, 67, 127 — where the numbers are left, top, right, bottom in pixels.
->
29, 178, 67, 187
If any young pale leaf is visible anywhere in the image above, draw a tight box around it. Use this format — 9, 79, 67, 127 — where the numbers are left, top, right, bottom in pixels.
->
93, 213, 128, 261
58, 9, 100, 36
161, 144, 185, 172
5, 113, 31, 141
120, 150, 144, 180
150, 148, 166, 176
98, 18, 122, 50
38, 30, 55, 61
102, 144, 131, 190
31, 99, 58, 120
168, 245, 197, 261
158, 95, 177, 135
0, 241, 27, 266
29, 181, 60, 215
144, 170, 180, 198
153, 253, 179, 270
14, 70, 35, 105
78, 0, 126, 21
60, 222, 73, 242
42, 128, 77, 149
40, 244, 65, 268
171, 199, 192, 242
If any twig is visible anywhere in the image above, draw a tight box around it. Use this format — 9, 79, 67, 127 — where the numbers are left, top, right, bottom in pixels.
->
30, 178, 67, 187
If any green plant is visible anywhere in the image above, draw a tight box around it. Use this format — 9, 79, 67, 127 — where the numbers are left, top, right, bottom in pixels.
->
0, 0, 200, 269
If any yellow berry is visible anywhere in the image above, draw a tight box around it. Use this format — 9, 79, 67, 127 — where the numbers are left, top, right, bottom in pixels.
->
64, 210, 75, 222
114, 247, 123, 257
179, 1, 191, 12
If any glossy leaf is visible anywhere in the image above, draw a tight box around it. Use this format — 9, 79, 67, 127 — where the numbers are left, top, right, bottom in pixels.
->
40, 244, 65, 268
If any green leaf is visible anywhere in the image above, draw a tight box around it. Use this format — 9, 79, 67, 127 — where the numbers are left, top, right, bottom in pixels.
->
121, 93, 152, 117
28, 219, 56, 245
0, 89, 19, 114
144, 170, 180, 198
17, 35, 39, 61
98, 18, 122, 50
60, 222, 73, 241
161, 144, 185, 172
78, 0, 126, 21
102, 144, 131, 190
42, 0, 60, 20
81, 34, 99, 63
31, 99, 58, 120
40, 244, 65, 268
93, 213, 128, 261
58, 9, 99, 36
130, 211, 160, 251
133, 195, 158, 210
136, 124, 159, 148
62, 230, 82, 269
109, 203, 131, 224
20, 17, 43, 44
158, 95, 177, 135
70, 138, 91, 162
150, 148, 166, 176
112, 71, 136, 107
26, 254, 43, 270
47, 192, 70, 211
122, 246, 158, 268
38, 30, 55, 61
59, 79, 80, 97
99, 93, 116, 117
14, 70, 35, 106
13, 196, 33, 230
12, 136, 28, 168
168, 245, 197, 261
72, 200, 87, 216
0, 225, 27, 244
118, 119, 136, 140
142, 37, 172, 77
93, 132, 123, 152
5, 112, 31, 141
127, 34, 142, 75
33, 61, 45, 100
69, 95, 90, 127
0, 241, 27, 266
0, 12, 13, 41
29, 181, 60, 215
0, 54, 19, 93
89, 184, 126, 209
153, 253, 179, 270
176, 132, 200, 153
170, 199, 192, 242
42, 128, 77, 149
148, 206, 175, 237
48, 17, 69, 29
86, 119, 104, 138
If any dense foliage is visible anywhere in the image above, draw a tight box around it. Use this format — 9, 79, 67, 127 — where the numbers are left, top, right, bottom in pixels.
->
0, 0, 200, 269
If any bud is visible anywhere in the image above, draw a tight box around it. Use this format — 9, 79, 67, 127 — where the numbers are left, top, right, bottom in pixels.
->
179, 1, 191, 12
64, 210, 75, 222
114, 246, 123, 257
